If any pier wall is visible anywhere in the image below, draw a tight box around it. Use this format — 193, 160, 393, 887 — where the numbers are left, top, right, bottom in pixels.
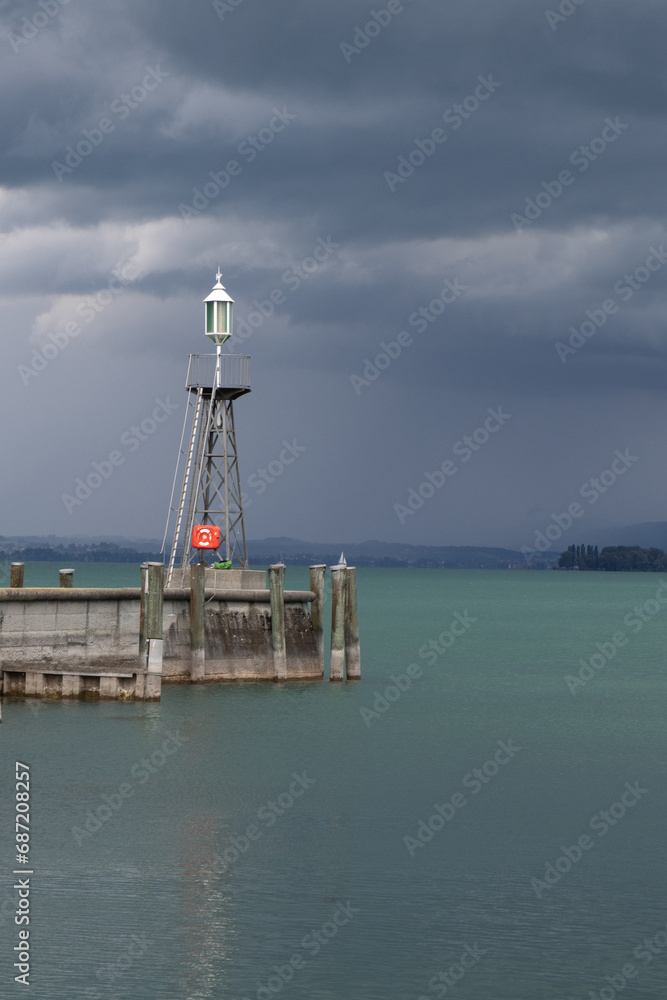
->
163, 590, 320, 681
0, 583, 321, 699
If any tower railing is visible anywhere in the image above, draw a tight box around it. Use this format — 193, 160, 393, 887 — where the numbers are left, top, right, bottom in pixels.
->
186, 353, 250, 391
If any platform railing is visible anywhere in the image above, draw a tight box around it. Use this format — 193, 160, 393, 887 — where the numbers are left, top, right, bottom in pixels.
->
186, 354, 250, 390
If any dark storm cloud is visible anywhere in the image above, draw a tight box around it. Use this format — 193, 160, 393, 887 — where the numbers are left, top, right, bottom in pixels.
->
1, 0, 667, 541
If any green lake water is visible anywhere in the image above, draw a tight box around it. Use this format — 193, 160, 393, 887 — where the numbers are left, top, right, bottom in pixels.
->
1, 565, 666, 998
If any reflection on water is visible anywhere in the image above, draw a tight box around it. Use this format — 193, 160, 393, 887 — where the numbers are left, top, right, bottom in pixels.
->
179, 817, 238, 1000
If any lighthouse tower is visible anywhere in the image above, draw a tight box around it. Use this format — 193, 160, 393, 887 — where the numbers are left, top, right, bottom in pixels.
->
164, 272, 250, 587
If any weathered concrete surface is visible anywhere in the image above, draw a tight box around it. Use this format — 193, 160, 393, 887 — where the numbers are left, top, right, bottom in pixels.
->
166, 567, 266, 591
2, 668, 138, 700
0, 591, 141, 671
163, 594, 320, 681
0, 585, 322, 694
0, 588, 142, 601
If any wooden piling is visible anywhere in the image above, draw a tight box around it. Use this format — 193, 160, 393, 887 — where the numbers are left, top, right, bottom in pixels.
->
59, 568, 74, 588
309, 565, 326, 672
269, 564, 287, 680
330, 564, 346, 681
144, 562, 164, 701
190, 561, 206, 682
345, 567, 361, 679
139, 563, 148, 662
10, 563, 24, 589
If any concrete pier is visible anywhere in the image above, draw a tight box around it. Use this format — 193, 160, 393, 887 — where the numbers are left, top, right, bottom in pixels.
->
167, 566, 265, 591
0, 568, 324, 703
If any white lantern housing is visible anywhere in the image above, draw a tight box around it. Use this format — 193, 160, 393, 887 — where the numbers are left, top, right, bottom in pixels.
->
204, 270, 233, 345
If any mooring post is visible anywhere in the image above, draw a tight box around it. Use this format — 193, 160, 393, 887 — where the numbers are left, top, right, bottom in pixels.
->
139, 563, 149, 664
137, 563, 149, 699
345, 567, 361, 679
190, 561, 206, 682
59, 568, 74, 588
269, 564, 287, 680
330, 564, 346, 681
10, 563, 24, 589
145, 562, 164, 701
309, 565, 326, 672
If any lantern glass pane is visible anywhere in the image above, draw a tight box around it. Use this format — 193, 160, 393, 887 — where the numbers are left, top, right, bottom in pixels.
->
206, 301, 215, 333
218, 301, 229, 333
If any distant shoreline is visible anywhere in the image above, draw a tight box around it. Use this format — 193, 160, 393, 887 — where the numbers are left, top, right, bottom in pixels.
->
5, 537, 666, 570
0, 541, 553, 569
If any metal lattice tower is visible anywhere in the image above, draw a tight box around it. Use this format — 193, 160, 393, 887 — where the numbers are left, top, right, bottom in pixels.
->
162, 274, 251, 586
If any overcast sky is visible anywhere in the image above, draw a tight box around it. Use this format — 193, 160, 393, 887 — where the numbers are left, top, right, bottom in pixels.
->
1, 0, 666, 550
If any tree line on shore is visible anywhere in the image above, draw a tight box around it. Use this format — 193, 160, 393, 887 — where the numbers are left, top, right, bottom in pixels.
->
558, 544, 667, 572
0, 542, 162, 563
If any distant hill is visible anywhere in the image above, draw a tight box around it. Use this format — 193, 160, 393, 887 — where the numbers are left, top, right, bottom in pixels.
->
8, 527, 667, 567
0, 534, 556, 569
0, 541, 163, 563
245, 537, 555, 569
